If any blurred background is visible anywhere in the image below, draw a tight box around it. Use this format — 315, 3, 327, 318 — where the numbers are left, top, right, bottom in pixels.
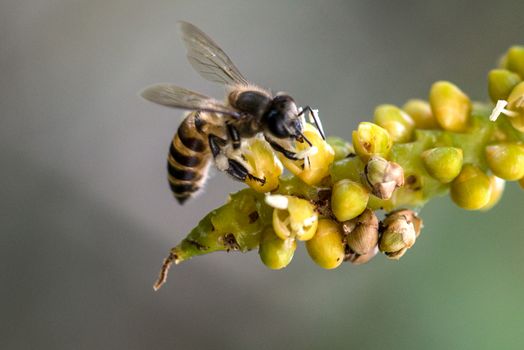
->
1, 0, 524, 349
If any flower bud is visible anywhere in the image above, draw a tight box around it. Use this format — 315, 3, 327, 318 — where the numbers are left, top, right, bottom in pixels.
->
331, 179, 369, 222
402, 99, 439, 129
341, 209, 379, 255
352, 122, 392, 162
487, 69, 521, 102
243, 138, 283, 192
421, 147, 463, 183
329, 155, 365, 184
481, 176, 505, 211
429, 81, 471, 132
363, 156, 404, 200
485, 143, 524, 180
258, 227, 296, 270
450, 164, 492, 210
506, 81, 524, 132
267, 195, 318, 241
306, 219, 345, 269
278, 123, 334, 186
504, 46, 524, 78
374, 104, 415, 143
327, 136, 354, 161
345, 245, 378, 265
379, 210, 418, 259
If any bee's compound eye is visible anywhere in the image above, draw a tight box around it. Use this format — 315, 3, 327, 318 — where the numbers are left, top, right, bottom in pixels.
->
266, 110, 290, 138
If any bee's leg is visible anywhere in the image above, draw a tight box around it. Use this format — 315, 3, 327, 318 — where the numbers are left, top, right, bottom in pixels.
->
208, 134, 265, 184
266, 138, 301, 161
298, 106, 326, 140
226, 124, 241, 149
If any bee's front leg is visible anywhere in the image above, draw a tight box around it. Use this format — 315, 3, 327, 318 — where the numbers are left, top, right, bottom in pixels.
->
208, 134, 265, 184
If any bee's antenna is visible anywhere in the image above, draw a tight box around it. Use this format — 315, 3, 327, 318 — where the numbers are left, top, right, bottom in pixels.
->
296, 130, 313, 147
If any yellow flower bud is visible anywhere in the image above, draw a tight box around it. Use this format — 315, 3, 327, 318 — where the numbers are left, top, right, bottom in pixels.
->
306, 219, 345, 269
480, 176, 505, 211
421, 147, 463, 183
331, 179, 369, 222
402, 99, 439, 129
429, 81, 471, 132
244, 138, 283, 192
487, 69, 521, 102
352, 122, 392, 162
485, 143, 524, 180
258, 227, 296, 270
505, 46, 524, 78
450, 164, 492, 210
278, 123, 334, 185
268, 195, 318, 241
374, 104, 415, 143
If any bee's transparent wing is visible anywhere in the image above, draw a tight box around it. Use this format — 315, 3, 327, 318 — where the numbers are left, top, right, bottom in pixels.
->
178, 21, 249, 86
141, 84, 241, 117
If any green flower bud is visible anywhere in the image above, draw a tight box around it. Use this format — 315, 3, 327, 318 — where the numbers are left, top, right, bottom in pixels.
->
363, 156, 404, 200
487, 69, 521, 102
506, 81, 524, 132
429, 81, 471, 132
329, 155, 365, 184
352, 122, 392, 162
306, 219, 345, 269
327, 136, 354, 161
345, 245, 378, 265
259, 228, 297, 270
481, 176, 505, 211
504, 46, 524, 78
374, 104, 415, 143
485, 143, 524, 180
379, 211, 417, 259
402, 99, 439, 129
421, 147, 463, 183
450, 164, 492, 210
341, 208, 379, 255
331, 179, 369, 222
267, 195, 318, 241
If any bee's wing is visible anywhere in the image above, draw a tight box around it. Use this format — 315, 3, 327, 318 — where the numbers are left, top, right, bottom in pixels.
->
141, 84, 241, 118
178, 21, 249, 86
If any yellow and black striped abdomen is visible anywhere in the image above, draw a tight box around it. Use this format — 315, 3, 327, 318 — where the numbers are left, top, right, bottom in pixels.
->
167, 111, 212, 204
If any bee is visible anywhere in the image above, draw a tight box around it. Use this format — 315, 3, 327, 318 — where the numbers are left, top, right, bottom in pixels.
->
141, 21, 325, 204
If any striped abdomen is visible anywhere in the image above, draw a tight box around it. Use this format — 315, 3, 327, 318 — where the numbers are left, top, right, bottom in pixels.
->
167, 111, 212, 204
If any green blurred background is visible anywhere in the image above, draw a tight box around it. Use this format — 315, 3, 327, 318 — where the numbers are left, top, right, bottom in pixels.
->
1, 0, 524, 349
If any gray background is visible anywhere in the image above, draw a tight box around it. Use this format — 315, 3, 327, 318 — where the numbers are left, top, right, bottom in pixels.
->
2, 0, 524, 349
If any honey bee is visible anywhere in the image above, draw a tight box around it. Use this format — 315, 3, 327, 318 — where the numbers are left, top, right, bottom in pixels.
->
141, 21, 325, 204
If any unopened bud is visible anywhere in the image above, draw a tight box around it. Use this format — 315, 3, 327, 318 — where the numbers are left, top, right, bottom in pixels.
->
485, 143, 524, 181
402, 99, 439, 130
363, 156, 404, 200
504, 46, 524, 78
487, 69, 521, 102
481, 176, 505, 211
429, 81, 471, 132
341, 209, 379, 255
421, 147, 463, 183
331, 179, 369, 222
374, 104, 415, 143
450, 164, 491, 210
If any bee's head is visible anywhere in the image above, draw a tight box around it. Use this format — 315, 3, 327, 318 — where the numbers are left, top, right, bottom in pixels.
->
264, 95, 311, 145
